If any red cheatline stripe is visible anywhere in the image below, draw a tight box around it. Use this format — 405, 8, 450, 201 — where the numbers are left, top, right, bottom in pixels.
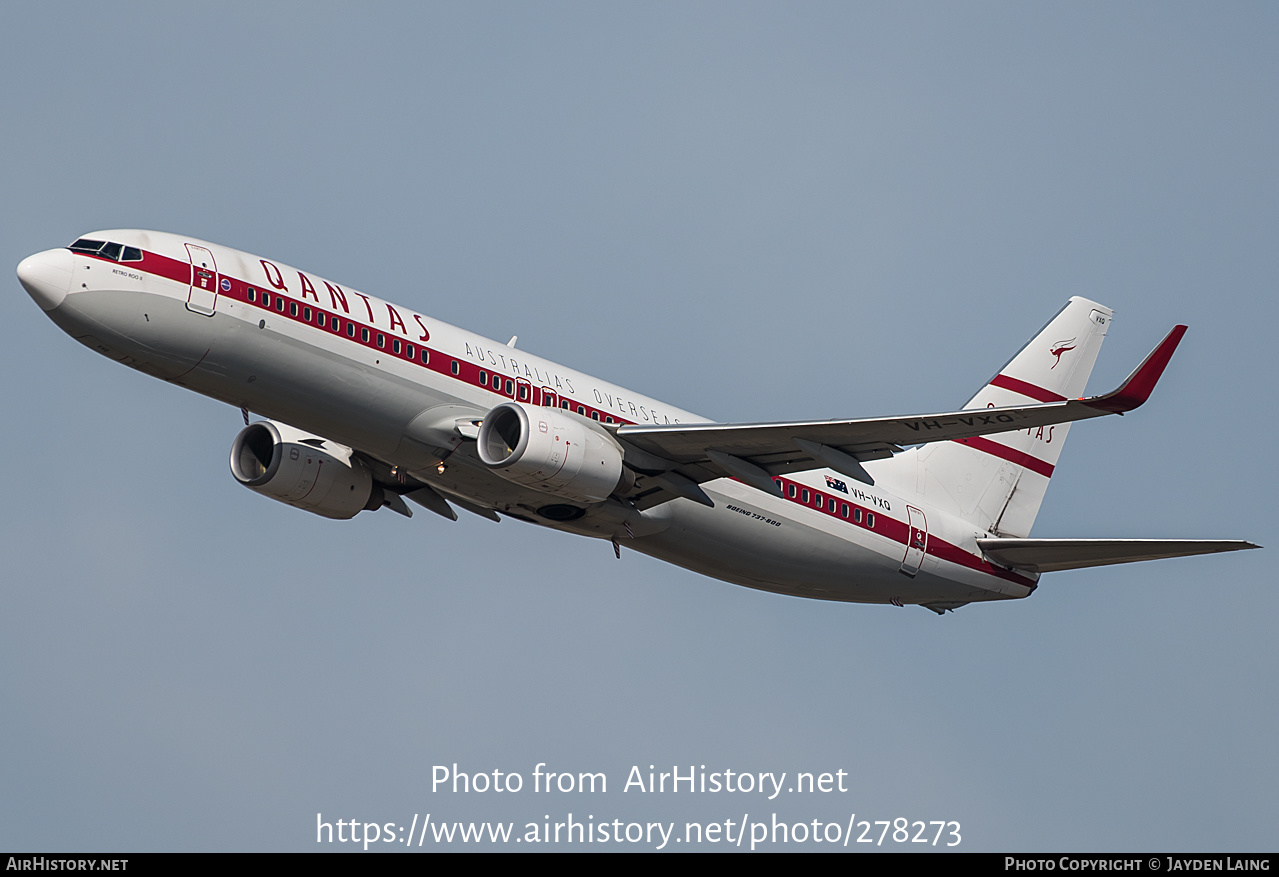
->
92, 245, 1040, 592
86, 249, 191, 285
106, 246, 639, 428
955, 436, 1055, 478
989, 374, 1066, 402
767, 478, 1038, 588
771, 475, 1036, 587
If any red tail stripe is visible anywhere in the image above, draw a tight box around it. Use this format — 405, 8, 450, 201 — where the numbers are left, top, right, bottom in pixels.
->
990, 374, 1066, 403
955, 436, 1055, 478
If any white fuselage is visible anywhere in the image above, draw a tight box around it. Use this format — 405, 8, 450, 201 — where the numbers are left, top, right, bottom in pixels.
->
21, 230, 1037, 607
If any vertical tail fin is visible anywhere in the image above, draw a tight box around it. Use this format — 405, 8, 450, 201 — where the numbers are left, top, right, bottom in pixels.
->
886, 297, 1112, 537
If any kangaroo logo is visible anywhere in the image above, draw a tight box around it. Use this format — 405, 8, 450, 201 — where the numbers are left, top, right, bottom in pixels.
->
1049, 338, 1077, 369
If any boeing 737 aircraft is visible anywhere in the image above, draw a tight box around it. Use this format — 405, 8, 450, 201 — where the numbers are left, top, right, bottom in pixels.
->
17, 231, 1257, 612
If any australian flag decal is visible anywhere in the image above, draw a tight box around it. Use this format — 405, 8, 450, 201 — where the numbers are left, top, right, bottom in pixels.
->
824, 475, 848, 494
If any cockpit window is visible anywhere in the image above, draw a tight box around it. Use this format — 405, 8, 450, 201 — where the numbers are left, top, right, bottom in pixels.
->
68, 239, 142, 262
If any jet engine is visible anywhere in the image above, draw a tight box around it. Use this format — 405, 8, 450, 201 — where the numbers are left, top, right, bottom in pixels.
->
229, 421, 384, 519
476, 402, 632, 503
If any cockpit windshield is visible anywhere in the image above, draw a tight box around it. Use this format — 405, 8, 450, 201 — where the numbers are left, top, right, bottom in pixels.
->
68, 238, 142, 262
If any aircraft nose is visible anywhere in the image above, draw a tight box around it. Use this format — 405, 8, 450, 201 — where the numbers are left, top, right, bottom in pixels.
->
17, 248, 74, 311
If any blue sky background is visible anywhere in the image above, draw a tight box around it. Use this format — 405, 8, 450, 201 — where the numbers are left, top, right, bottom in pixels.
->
1, 2, 1275, 851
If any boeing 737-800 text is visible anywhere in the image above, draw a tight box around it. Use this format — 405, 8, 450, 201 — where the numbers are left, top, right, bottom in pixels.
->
18, 231, 1257, 612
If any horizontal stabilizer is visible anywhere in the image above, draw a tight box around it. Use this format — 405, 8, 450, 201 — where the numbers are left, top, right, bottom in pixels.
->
977, 538, 1259, 573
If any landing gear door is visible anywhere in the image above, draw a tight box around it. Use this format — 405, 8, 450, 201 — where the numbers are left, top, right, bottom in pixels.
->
185, 244, 219, 316
900, 505, 928, 577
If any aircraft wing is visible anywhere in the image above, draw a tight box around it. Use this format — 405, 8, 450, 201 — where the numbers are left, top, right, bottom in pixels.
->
976, 538, 1260, 572
614, 325, 1185, 505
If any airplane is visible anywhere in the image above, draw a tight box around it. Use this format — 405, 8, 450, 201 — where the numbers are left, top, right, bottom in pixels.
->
17, 230, 1258, 613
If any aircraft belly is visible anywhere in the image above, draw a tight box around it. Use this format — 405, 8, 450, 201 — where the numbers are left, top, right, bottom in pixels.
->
49, 289, 219, 379
49, 285, 455, 459
192, 313, 458, 459
629, 483, 993, 605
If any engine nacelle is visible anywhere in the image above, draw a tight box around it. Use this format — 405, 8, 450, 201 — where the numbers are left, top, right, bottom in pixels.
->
476, 402, 630, 504
229, 421, 383, 520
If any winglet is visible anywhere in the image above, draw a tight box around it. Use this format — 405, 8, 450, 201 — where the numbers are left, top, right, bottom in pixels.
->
1083, 324, 1187, 414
